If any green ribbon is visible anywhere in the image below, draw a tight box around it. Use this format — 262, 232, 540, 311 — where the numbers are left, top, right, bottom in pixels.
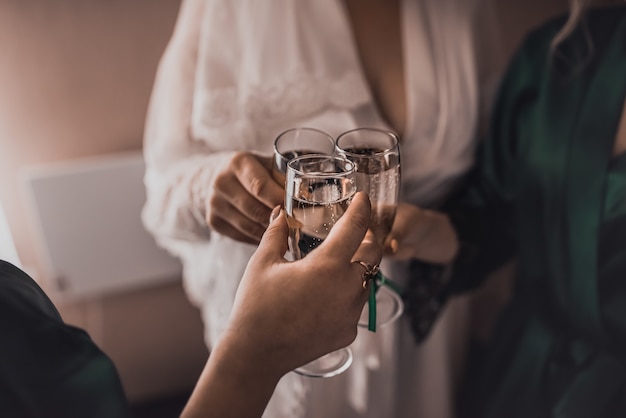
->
367, 271, 404, 332
368, 272, 379, 332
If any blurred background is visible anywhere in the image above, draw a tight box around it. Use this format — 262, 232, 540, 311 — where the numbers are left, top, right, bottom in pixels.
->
0, 0, 207, 415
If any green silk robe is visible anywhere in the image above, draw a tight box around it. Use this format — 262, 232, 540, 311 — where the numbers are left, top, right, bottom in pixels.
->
0, 260, 132, 417
436, 6, 626, 418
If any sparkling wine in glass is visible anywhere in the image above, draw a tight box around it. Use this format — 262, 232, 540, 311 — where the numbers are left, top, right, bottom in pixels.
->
273, 127, 336, 186
335, 127, 403, 328
285, 154, 357, 378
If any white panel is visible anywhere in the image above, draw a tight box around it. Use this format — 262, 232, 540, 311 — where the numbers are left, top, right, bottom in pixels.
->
22, 151, 182, 300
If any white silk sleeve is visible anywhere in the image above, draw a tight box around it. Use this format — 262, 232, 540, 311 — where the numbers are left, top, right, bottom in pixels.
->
141, 0, 240, 256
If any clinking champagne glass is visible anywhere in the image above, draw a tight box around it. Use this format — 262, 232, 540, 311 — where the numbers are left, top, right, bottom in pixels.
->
335, 127, 404, 328
273, 127, 336, 186
285, 154, 357, 378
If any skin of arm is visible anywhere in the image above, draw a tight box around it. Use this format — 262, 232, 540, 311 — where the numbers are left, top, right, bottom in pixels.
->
181, 192, 380, 417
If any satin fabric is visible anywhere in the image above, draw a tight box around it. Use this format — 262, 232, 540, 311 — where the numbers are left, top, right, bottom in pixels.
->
438, 7, 626, 417
0, 260, 131, 418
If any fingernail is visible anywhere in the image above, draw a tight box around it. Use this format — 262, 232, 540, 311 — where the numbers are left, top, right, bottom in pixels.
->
389, 238, 398, 254
269, 205, 282, 223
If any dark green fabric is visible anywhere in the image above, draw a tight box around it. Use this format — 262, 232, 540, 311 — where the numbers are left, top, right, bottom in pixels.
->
437, 6, 626, 418
0, 260, 132, 418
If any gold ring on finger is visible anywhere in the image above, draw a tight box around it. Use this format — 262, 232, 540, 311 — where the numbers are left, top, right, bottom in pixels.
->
354, 260, 380, 289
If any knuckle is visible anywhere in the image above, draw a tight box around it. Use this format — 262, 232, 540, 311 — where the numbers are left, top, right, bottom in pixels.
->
231, 151, 248, 167
361, 240, 383, 261
231, 151, 256, 173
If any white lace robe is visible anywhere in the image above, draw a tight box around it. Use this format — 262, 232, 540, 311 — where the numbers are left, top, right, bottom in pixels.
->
142, 0, 502, 416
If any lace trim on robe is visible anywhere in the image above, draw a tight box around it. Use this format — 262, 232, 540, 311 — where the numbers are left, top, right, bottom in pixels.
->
191, 71, 370, 148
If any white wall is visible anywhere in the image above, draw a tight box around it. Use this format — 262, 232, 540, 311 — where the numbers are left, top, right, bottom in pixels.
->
0, 0, 208, 402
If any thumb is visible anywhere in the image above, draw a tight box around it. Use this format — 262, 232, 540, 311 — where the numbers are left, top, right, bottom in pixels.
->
253, 205, 289, 262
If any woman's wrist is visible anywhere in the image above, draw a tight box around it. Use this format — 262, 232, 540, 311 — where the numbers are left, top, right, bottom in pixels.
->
211, 330, 286, 386
182, 332, 284, 418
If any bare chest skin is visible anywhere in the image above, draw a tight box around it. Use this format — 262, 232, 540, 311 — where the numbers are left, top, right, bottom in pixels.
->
344, 0, 406, 137
343, 0, 625, 154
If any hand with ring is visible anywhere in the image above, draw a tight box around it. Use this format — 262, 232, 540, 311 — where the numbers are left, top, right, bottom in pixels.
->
354, 260, 380, 289
182, 192, 382, 417
213, 192, 382, 379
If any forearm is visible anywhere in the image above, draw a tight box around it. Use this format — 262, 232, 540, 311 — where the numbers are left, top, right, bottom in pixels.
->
181, 334, 283, 418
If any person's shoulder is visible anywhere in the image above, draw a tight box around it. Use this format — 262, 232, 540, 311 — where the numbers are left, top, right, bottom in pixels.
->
0, 260, 62, 323
0, 259, 26, 278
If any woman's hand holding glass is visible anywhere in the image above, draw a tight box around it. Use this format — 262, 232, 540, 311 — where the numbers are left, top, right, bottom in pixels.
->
206, 152, 284, 244
206, 127, 337, 245
223, 192, 379, 375
383, 202, 459, 264
182, 192, 380, 417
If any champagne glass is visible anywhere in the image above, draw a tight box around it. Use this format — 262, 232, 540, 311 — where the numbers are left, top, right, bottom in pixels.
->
285, 154, 357, 378
273, 127, 336, 186
335, 128, 404, 328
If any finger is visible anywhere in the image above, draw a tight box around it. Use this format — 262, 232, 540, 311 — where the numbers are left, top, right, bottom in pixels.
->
382, 236, 399, 256
209, 215, 262, 245
217, 187, 274, 230
252, 206, 289, 262
208, 199, 268, 243
349, 229, 382, 289
317, 192, 371, 262
232, 153, 284, 209
213, 171, 276, 228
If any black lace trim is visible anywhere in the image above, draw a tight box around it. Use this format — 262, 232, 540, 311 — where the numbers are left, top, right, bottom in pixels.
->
403, 260, 450, 343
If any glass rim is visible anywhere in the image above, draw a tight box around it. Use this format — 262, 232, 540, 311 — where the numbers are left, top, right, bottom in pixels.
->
273, 127, 336, 157
286, 154, 355, 178
335, 127, 400, 157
